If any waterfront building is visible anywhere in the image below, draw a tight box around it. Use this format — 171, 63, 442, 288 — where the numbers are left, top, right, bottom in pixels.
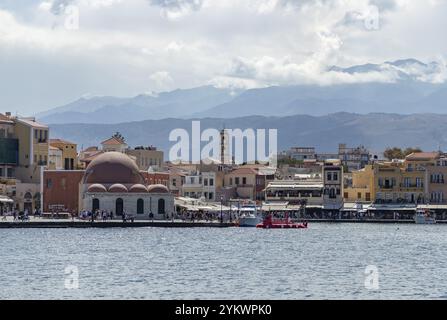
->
14, 117, 49, 184
43, 170, 85, 213
265, 179, 324, 207
44, 152, 174, 218
48, 146, 63, 170
343, 166, 374, 203
80, 152, 173, 219
0, 113, 18, 180
284, 147, 316, 161
49, 139, 78, 170
126, 146, 164, 171
101, 136, 128, 153
338, 143, 371, 172
78, 146, 103, 169
322, 160, 344, 210
224, 165, 276, 201
0, 113, 49, 212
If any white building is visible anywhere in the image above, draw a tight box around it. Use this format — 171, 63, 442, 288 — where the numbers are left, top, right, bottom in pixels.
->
80, 152, 174, 219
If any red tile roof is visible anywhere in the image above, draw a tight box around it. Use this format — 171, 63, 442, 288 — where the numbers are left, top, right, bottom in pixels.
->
101, 137, 126, 145
50, 138, 76, 145
406, 152, 440, 160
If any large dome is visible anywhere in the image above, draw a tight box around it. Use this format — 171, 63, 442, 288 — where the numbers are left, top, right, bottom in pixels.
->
83, 152, 144, 184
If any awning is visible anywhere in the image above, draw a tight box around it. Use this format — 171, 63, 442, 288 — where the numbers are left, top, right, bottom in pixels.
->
0, 196, 14, 203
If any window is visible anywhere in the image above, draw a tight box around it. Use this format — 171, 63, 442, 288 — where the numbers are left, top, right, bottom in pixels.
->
242, 177, 247, 185
235, 177, 240, 185
229, 178, 233, 185
344, 192, 349, 199
172, 179, 177, 187
34, 154, 37, 164
366, 193, 371, 202
137, 199, 144, 214
333, 173, 338, 181
327, 173, 332, 181
0, 168, 2, 177
34, 130, 38, 139
210, 179, 214, 186
358, 192, 362, 199
204, 178, 208, 186
416, 178, 423, 188
209, 192, 213, 199
46, 179, 52, 189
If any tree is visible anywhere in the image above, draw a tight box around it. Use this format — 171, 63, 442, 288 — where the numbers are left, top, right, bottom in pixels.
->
383, 147, 422, 160
384, 147, 404, 160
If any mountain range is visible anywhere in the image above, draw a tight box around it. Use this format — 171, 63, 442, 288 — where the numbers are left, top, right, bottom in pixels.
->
37, 59, 447, 124
49, 113, 447, 155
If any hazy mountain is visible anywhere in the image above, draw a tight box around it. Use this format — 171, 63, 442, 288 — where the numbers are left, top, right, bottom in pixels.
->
49, 113, 447, 155
37, 86, 239, 124
38, 59, 447, 124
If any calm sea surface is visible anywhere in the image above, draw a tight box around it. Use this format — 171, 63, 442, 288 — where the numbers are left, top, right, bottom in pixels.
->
0, 224, 446, 300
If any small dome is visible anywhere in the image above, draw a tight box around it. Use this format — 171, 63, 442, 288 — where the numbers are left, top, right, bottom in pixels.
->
129, 184, 148, 193
87, 184, 107, 193
147, 184, 169, 194
108, 184, 128, 193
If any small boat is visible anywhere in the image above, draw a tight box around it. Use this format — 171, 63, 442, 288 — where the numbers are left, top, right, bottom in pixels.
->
256, 213, 308, 229
237, 205, 263, 227
414, 209, 436, 224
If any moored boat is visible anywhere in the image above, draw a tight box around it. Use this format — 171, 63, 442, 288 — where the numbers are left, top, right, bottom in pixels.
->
414, 209, 436, 224
237, 203, 263, 227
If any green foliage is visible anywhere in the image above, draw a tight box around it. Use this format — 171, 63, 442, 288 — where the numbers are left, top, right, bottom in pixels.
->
383, 147, 422, 160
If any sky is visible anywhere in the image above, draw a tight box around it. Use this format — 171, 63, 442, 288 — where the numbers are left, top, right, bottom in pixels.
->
0, 0, 446, 115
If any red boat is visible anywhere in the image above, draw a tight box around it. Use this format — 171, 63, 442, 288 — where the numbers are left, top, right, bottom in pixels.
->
256, 214, 308, 229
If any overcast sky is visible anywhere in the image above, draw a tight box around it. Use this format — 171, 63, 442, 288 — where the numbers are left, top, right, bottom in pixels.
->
1, 0, 446, 115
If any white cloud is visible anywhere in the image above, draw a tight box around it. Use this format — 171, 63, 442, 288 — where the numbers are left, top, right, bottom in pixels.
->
0, 0, 447, 114
149, 71, 174, 90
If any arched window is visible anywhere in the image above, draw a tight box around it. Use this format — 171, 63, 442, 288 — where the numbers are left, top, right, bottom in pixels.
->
158, 198, 165, 214
137, 199, 144, 214
116, 198, 124, 216
92, 198, 100, 212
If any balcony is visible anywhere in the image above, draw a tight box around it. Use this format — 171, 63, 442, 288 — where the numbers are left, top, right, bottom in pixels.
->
399, 184, 424, 189
430, 180, 445, 184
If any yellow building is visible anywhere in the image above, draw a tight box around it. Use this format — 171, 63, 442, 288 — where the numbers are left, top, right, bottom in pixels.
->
49, 139, 78, 170
344, 153, 441, 204
344, 165, 374, 202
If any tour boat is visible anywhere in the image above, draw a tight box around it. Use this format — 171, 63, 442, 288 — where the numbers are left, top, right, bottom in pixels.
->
414, 209, 436, 224
256, 214, 308, 229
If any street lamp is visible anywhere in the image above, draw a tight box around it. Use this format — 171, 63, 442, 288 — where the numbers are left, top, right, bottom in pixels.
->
220, 195, 223, 223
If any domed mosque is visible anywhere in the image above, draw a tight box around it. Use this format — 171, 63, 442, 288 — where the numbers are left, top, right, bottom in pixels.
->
80, 152, 173, 219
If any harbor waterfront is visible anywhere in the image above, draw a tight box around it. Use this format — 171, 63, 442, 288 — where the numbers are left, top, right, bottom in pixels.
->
1, 224, 447, 300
